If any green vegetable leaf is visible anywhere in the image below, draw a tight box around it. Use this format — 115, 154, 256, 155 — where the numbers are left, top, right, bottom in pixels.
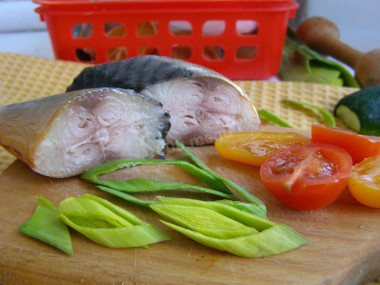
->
96, 185, 154, 207
150, 197, 308, 258
81, 142, 267, 217
258, 109, 295, 128
58, 194, 170, 248
19, 196, 73, 255
153, 204, 259, 239
155, 196, 266, 218
161, 222, 309, 258
174, 140, 266, 216
81, 158, 231, 194
280, 27, 359, 88
95, 178, 236, 201
284, 98, 336, 127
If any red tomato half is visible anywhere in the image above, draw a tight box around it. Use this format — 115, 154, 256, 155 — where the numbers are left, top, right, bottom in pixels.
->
260, 144, 352, 211
311, 125, 380, 164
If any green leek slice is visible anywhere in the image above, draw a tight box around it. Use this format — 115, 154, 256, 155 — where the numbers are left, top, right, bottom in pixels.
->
95, 187, 265, 218
174, 140, 267, 216
258, 109, 295, 128
161, 221, 307, 258
58, 194, 170, 248
96, 185, 155, 207
284, 98, 336, 128
19, 196, 73, 255
153, 204, 258, 239
150, 197, 308, 258
97, 177, 235, 200
81, 158, 231, 195
156, 196, 266, 219
81, 141, 267, 217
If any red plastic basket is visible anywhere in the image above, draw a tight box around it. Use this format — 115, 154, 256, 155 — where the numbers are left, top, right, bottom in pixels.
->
33, 0, 298, 80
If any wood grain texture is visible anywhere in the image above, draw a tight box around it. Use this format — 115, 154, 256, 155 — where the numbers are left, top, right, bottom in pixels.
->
1, 146, 379, 285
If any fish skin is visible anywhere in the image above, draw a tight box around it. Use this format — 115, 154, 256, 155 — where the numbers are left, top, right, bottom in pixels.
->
66, 55, 261, 146
0, 88, 170, 178
67, 56, 207, 93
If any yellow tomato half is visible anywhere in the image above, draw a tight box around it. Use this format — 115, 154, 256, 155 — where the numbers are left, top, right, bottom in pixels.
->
348, 155, 380, 208
215, 132, 310, 167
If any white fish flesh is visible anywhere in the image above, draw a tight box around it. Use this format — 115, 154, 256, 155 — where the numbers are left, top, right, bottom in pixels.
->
0, 88, 170, 178
66, 56, 261, 146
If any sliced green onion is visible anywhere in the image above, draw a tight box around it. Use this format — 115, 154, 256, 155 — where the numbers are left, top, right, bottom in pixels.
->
156, 196, 265, 218
95, 187, 265, 218
97, 185, 154, 207
258, 109, 295, 128
81, 159, 231, 194
174, 140, 266, 216
284, 98, 336, 127
81, 141, 267, 217
58, 194, 170, 248
154, 205, 259, 239
19, 196, 73, 255
94, 177, 236, 201
150, 197, 308, 258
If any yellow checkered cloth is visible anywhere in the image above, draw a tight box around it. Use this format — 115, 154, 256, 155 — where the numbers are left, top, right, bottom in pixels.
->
0, 52, 357, 173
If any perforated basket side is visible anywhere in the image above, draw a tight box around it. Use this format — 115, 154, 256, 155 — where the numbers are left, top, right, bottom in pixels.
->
33, 0, 298, 80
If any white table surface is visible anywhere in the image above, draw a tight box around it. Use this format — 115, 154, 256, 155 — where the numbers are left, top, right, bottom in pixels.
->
0, 1, 54, 59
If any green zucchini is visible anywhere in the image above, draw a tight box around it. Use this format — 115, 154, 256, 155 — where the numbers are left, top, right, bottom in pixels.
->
334, 85, 380, 136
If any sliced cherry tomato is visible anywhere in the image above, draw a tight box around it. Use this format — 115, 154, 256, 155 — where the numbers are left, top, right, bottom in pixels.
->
215, 131, 310, 166
348, 155, 380, 208
260, 143, 352, 211
311, 124, 380, 164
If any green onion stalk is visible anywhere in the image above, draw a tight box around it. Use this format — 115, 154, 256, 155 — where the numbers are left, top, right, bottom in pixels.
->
150, 196, 309, 258
80, 140, 267, 217
58, 194, 170, 248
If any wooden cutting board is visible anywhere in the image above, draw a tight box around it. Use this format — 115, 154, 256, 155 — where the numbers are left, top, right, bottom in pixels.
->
0, 52, 378, 284
0, 145, 379, 285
